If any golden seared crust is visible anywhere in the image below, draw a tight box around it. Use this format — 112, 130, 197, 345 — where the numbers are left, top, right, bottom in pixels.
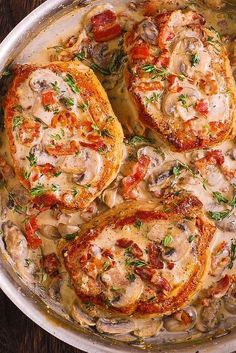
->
4, 61, 123, 209
62, 193, 215, 318
124, 10, 236, 152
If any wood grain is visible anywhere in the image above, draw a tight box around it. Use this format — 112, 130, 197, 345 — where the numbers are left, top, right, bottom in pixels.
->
0, 2, 84, 352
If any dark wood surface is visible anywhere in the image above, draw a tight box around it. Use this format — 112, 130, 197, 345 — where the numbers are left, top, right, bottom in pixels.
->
0, 1, 85, 352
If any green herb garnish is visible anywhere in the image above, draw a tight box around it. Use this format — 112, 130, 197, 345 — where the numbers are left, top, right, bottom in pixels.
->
228, 239, 236, 269
64, 74, 80, 93
31, 184, 45, 196
162, 234, 173, 247
134, 219, 143, 229
127, 272, 136, 282
13, 116, 23, 130
51, 81, 60, 93
145, 92, 162, 106
128, 135, 152, 146
26, 151, 37, 167
212, 191, 228, 204
78, 102, 89, 112
90, 63, 110, 75
60, 97, 74, 107
190, 53, 200, 67
188, 235, 195, 243
64, 233, 77, 240
208, 210, 231, 221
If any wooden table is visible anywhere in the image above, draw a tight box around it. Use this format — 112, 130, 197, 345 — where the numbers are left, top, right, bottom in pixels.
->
0, 1, 84, 352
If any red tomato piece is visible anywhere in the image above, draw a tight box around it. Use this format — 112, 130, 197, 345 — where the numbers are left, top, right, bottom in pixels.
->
91, 10, 121, 42
116, 238, 134, 248
25, 217, 42, 249
93, 24, 122, 42
81, 135, 106, 151
39, 163, 54, 175
40, 253, 60, 276
122, 155, 150, 199
195, 100, 209, 115
131, 45, 150, 60
91, 10, 116, 27
42, 91, 56, 106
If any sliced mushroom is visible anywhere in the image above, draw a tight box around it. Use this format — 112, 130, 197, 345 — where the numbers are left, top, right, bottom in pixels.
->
2, 221, 35, 282
101, 186, 123, 208
137, 146, 164, 177
96, 318, 135, 334
60, 148, 103, 185
72, 302, 96, 327
91, 43, 113, 68
199, 299, 222, 331
8, 185, 30, 206
163, 307, 197, 332
134, 318, 163, 338
224, 282, 236, 314
139, 19, 159, 45
162, 86, 201, 121
30, 145, 57, 167
48, 275, 63, 301
216, 213, 236, 232
58, 223, 80, 237
111, 276, 144, 309
230, 148, 236, 161
38, 224, 61, 240
29, 69, 53, 92
148, 161, 175, 194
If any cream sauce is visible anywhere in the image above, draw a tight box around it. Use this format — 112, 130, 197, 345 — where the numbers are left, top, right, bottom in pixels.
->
1, 0, 236, 346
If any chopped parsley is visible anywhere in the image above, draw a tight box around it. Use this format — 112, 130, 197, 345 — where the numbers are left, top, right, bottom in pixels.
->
107, 116, 114, 122
102, 260, 110, 271
228, 239, 236, 269
31, 184, 45, 197
212, 191, 228, 204
162, 234, 173, 247
44, 104, 52, 112
178, 94, 189, 110
78, 102, 89, 112
60, 97, 74, 107
142, 64, 169, 80
64, 74, 80, 93
64, 233, 77, 240
172, 165, 182, 177
90, 63, 110, 76
92, 124, 100, 133
101, 129, 112, 138
13, 116, 23, 130
26, 151, 37, 167
76, 49, 86, 61
50, 133, 62, 141
190, 53, 200, 67
128, 135, 152, 146
208, 210, 231, 221
25, 259, 33, 267
145, 92, 162, 106
54, 171, 62, 177
72, 186, 78, 197
23, 170, 31, 180
51, 184, 59, 192
127, 272, 136, 282
13, 105, 23, 113
188, 235, 195, 243
51, 81, 60, 93
130, 259, 146, 267
109, 49, 126, 73
134, 219, 143, 229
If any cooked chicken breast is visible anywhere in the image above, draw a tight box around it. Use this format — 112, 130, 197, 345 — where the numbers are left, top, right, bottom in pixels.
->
124, 10, 236, 151
62, 193, 215, 317
4, 61, 123, 209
